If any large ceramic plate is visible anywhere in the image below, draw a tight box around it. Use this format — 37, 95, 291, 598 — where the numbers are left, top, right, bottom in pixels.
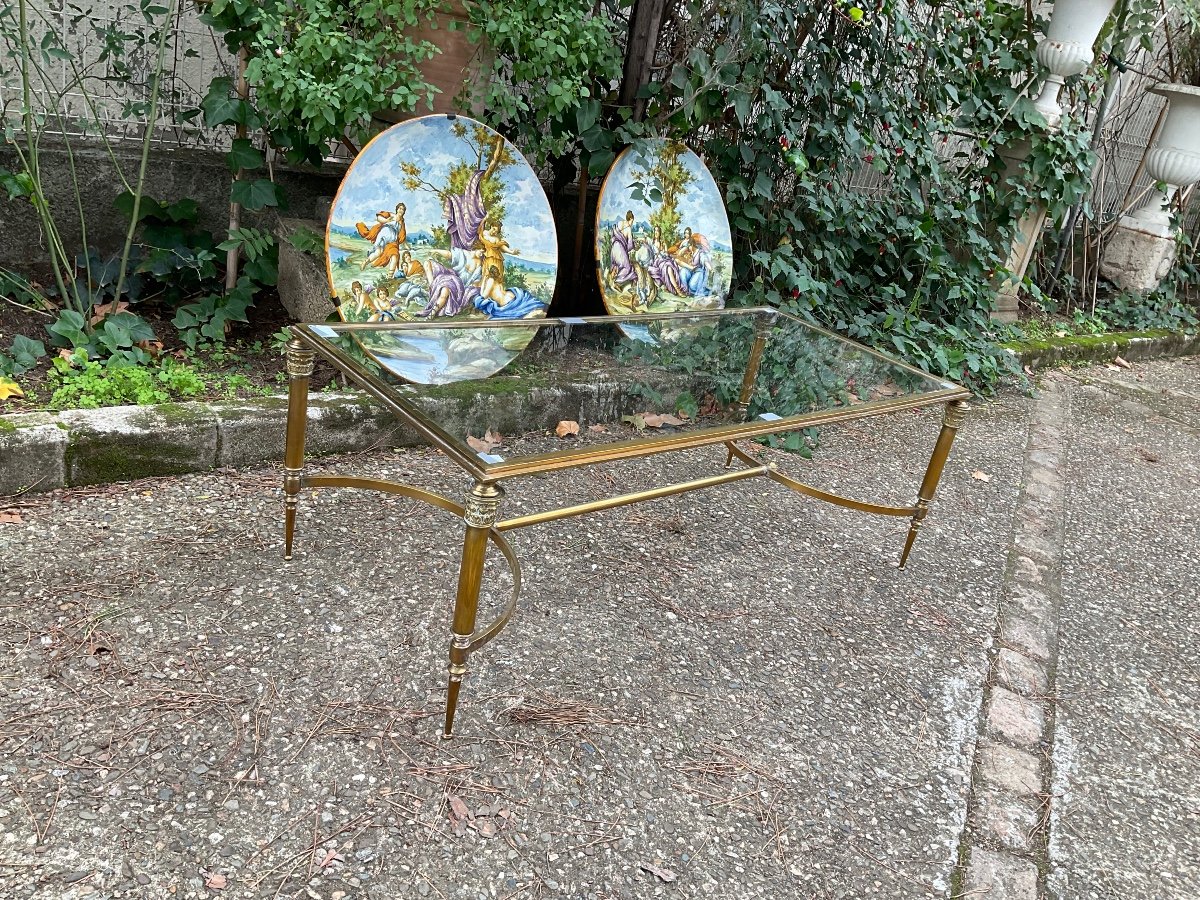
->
595, 140, 733, 321
326, 115, 558, 384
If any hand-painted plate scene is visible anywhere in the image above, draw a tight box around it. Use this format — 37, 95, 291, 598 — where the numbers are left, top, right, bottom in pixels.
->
595, 140, 733, 321
326, 115, 558, 384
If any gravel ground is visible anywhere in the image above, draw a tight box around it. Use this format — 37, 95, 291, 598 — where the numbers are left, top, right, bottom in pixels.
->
1048, 365, 1200, 899
1082, 354, 1200, 430
0, 393, 1030, 900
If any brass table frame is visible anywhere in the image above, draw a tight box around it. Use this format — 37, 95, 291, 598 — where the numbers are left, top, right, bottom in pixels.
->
281, 310, 971, 737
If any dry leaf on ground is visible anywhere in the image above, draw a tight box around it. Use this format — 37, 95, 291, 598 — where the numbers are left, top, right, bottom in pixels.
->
0, 511, 23, 525
474, 818, 498, 837
640, 412, 686, 428
466, 429, 503, 454
1114, 356, 1132, 369
315, 850, 343, 870
555, 420, 580, 438
970, 470, 992, 482
89, 300, 129, 326
0, 377, 24, 401
587, 423, 607, 433
1135, 446, 1161, 463
639, 862, 678, 883
204, 873, 227, 890
448, 795, 472, 822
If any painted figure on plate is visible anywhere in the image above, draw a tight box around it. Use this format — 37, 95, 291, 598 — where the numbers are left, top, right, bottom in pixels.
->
595, 140, 732, 317
325, 115, 559, 384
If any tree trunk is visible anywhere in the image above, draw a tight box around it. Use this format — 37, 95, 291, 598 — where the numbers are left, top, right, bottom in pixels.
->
618, 0, 669, 123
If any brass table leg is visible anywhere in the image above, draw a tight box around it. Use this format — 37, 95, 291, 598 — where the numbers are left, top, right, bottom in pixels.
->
735, 310, 777, 421
899, 399, 968, 567
443, 481, 504, 739
283, 338, 315, 560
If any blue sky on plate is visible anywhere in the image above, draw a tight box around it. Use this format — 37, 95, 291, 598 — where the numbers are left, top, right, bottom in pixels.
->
329, 116, 558, 265
597, 141, 732, 247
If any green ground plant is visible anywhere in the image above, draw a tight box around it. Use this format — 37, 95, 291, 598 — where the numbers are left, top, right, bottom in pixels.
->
47, 350, 206, 410
0, 0, 280, 377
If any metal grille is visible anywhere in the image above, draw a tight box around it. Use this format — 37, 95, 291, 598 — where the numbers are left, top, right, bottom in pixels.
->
0, 0, 234, 150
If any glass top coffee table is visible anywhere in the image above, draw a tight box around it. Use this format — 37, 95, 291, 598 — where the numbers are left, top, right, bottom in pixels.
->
282, 308, 971, 737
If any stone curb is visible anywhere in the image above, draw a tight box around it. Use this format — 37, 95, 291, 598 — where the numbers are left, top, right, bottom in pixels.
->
1004, 329, 1200, 370
954, 378, 1070, 899
0, 377, 660, 499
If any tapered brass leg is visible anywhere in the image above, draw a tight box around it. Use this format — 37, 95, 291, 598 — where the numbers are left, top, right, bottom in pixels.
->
735, 310, 777, 420
443, 481, 504, 739
899, 400, 968, 567
283, 338, 315, 561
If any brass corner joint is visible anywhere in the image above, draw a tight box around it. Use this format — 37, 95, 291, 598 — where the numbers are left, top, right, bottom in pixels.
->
286, 338, 315, 378
944, 399, 968, 430
464, 483, 505, 529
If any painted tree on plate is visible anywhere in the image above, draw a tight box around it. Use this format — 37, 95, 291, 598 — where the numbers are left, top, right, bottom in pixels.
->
400, 122, 517, 232
633, 142, 695, 247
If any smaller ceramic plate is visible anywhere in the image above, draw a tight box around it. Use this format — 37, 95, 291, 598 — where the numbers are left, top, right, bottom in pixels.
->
325, 115, 558, 384
595, 140, 733, 322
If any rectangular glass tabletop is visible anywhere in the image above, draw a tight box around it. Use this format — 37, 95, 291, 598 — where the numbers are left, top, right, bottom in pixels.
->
292, 308, 970, 480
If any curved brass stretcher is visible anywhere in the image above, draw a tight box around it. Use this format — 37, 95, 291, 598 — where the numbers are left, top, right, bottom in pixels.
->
280, 333, 969, 738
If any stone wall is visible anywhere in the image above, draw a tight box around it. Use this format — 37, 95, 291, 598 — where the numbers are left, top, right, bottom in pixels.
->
0, 138, 342, 276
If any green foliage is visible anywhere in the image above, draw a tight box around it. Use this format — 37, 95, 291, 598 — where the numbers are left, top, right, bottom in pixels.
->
465, 0, 624, 163
0, 0, 181, 320
114, 191, 220, 302
172, 277, 257, 351
44, 307, 157, 365
600, 0, 1119, 391
0, 334, 46, 376
218, 228, 278, 287
47, 350, 206, 410
200, 0, 442, 159
2, 0, 280, 374
287, 226, 325, 257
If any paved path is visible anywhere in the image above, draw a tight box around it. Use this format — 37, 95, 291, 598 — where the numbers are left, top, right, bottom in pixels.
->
1049, 358, 1200, 898
0, 358, 1195, 899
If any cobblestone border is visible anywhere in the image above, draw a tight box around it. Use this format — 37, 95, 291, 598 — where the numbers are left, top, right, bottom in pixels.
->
954, 377, 1070, 898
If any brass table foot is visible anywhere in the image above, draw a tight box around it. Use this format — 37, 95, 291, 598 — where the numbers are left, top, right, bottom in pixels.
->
442, 482, 505, 739
899, 399, 968, 567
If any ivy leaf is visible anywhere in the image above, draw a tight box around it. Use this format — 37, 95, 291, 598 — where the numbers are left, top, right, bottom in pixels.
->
107, 312, 156, 343
201, 77, 241, 126
587, 149, 615, 177
230, 178, 281, 210
0, 167, 34, 201
9, 335, 46, 372
575, 100, 600, 134
202, 79, 262, 130
225, 138, 264, 173
47, 310, 90, 349
732, 90, 751, 125
172, 305, 201, 329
